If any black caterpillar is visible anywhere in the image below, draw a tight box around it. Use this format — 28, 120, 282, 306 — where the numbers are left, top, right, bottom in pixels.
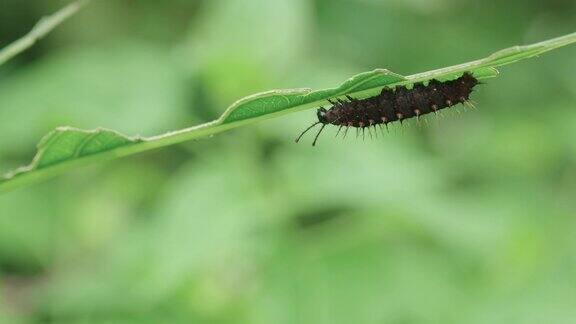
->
296, 72, 480, 146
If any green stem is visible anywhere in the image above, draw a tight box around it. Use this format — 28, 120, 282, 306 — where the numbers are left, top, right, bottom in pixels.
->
0, 0, 91, 66
1, 31, 576, 193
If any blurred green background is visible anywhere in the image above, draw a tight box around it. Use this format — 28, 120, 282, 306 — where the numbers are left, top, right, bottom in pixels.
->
1, 0, 576, 323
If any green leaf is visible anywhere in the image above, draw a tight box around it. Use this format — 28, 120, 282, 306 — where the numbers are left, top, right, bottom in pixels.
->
31, 128, 141, 168
1, 31, 576, 193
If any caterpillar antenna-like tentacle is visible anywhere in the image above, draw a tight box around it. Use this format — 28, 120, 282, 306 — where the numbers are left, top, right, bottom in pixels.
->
295, 122, 321, 143
312, 124, 327, 146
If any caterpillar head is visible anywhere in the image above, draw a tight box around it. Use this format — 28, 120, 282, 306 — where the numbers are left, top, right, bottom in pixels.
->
295, 107, 330, 146
316, 107, 328, 123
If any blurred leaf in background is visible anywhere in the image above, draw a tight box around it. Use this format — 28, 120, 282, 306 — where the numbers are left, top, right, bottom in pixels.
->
1, 0, 576, 323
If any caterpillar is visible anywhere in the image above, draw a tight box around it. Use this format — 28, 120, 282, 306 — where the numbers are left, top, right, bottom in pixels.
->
295, 72, 480, 146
